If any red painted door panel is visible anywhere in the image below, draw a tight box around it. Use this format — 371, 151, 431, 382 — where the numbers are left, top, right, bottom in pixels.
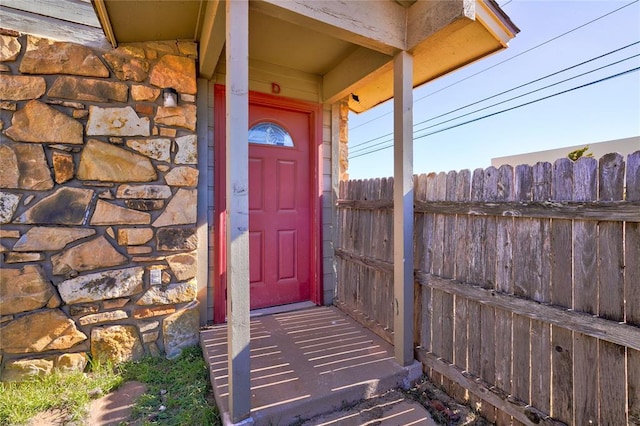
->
248, 104, 311, 309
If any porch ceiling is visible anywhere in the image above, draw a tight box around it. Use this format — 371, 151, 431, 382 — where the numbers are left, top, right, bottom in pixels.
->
103, 0, 518, 113
0, 0, 518, 113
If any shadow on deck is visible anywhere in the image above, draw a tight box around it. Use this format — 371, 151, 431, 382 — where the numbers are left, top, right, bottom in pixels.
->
200, 306, 425, 425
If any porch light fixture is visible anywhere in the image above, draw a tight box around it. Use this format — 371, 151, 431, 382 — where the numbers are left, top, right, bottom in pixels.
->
163, 88, 178, 107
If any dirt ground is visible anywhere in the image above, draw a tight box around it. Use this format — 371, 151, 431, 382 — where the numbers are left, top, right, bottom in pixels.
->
406, 377, 493, 426
27, 376, 490, 426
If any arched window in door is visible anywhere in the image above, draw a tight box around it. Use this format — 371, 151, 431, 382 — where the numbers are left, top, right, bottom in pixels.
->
248, 122, 294, 147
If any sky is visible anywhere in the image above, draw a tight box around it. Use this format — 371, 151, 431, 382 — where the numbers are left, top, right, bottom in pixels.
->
347, 0, 640, 179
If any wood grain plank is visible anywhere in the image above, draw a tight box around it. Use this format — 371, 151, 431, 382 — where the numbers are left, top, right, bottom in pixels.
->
512, 314, 530, 406
480, 304, 496, 387
530, 319, 551, 414
453, 294, 468, 401
454, 171, 471, 284
415, 273, 640, 351
339, 198, 640, 222
627, 150, 640, 200
383, 177, 394, 331
416, 174, 432, 352
414, 175, 427, 271
550, 158, 573, 425
627, 152, 640, 327
598, 153, 625, 322
597, 154, 627, 425
453, 170, 471, 402
628, 348, 640, 425
533, 162, 552, 202
598, 341, 627, 425
430, 172, 447, 371
469, 168, 485, 285
480, 166, 499, 421
551, 327, 573, 424
467, 168, 485, 411
416, 349, 566, 426
443, 171, 458, 279
441, 172, 457, 367
495, 166, 515, 423
573, 333, 598, 425
431, 172, 447, 276
0, 6, 110, 49
550, 159, 573, 309
571, 156, 598, 425
482, 166, 498, 290
627, 222, 640, 327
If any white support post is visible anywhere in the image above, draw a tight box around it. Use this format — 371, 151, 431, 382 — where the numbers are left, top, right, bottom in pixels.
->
393, 51, 414, 367
226, 0, 251, 422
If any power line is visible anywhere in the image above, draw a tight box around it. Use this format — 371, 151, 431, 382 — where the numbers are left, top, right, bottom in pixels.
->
349, 66, 640, 159
350, 41, 640, 151
348, 0, 639, 132
350, 52, 640, 154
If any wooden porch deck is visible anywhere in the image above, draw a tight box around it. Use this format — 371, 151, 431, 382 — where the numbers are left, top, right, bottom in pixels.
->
200, 306, 425, 425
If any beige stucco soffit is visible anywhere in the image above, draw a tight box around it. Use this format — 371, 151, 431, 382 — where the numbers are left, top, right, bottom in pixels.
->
323, 48, 393, 105
406, 0, 474, 51
250, 0, 407, 56
199, 0, 225, 79
323, 0, 477, 107
346, 0, 519, 112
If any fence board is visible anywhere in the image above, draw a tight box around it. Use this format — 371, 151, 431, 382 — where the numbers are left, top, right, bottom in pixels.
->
570, 156, 598, 425
598, 153, 625, 321
499, 164, 519, 290
415, 273, 640, 350
383, 177, 394, 331
466, 168, 485, 411
481, 167, 499, 421
453, 170, 471, 402
335, 151, 635, 425
528, 163, 551, 415
530, 319, 550, 414
629, 348, 640, 425
442, 171, 457, 364
495, 166, 514, 424
627, 153, 640, 330
533, 161, 552, 201
412, 199, 640, 221
416, 349, 565, 426
598, 341, 627, 425
550, 158, 574, 424
597, 153, 627, 424
415, 174, 431, 351
573, 333, 598, 425
483, 167, 498, 290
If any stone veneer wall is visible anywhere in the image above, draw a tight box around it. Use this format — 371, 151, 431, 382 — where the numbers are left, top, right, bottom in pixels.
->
0, 33, 202, 382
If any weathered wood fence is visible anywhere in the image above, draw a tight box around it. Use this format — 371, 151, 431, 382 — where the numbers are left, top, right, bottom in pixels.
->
335, 151, 640, 426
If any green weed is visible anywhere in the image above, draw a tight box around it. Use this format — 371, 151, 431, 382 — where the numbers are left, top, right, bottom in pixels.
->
0, 346, 219, 425
0, 360, 122, 425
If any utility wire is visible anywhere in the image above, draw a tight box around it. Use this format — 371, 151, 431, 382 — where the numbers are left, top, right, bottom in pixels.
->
349, 66, 640, 159
350, 41, 640, 150
350, 52, 640, 154
349, 0, 639, 132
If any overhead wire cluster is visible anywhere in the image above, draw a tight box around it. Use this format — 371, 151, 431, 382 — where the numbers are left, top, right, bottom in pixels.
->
348, 0, 640, 160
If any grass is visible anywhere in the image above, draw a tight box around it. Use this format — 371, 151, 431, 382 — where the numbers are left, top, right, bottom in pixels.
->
0, 346, 219, 426
120, 346, 219, 425
0, 359, 122, 425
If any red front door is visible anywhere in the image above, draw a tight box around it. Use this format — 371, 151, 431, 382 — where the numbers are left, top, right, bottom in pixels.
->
213, 87, 321, 323
248, 105, 311, 309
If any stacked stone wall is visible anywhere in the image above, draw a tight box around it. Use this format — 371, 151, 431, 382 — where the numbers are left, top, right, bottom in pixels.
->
0, 33, 201, 381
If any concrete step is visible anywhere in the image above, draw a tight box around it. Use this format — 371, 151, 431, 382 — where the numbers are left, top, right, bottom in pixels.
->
201, 306, 426, 426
